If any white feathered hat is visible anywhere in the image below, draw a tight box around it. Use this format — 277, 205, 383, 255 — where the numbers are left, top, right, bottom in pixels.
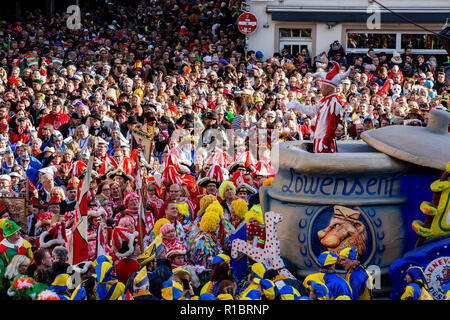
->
310, 61, 351, 88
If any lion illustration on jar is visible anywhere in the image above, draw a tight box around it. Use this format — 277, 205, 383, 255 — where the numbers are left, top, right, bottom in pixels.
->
317, 205, 368, 258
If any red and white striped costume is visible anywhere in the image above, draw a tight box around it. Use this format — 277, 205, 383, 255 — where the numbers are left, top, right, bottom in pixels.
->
71, 160, 88, 178
206, 151, 229, 168
314, 94, 341, 153
231, 149, 255, 171
98, 153, 116, 176
113, 208, 155, 240
254, 159, 274, 177
168, 146, 192, 167
286, 61, 351, 153
116, 157, 135, 177
101, 156, 135, 178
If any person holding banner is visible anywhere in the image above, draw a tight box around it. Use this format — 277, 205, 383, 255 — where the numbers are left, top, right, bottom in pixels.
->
68, 148, 95, 266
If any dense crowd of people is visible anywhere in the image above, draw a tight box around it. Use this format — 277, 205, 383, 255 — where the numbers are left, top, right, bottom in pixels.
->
0, 0, 448, 301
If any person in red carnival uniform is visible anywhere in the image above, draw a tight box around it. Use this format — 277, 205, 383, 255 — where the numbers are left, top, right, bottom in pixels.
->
87, 203, 109, 261
107, 167, 134, 187
9, 116, 31, 145
34, 211, 53, 249
63, 179, 78, 230
111, 214, 140, 285
108, 180, 124, 214
197, 164, 224, 198
71, 149, 91, 178
113, 191, 155, 248
161, 153, 198, 205
109, 148, 135, 178
145, 181, 164, 219
159, 222, 187, 264
35, 211, 67, 253
167, 243, 188, 271
159, 154, 198, 219
96, 138, 115, 176
287, 61, 353, 153
38, 99, 70, 137
159, 181, 198, 222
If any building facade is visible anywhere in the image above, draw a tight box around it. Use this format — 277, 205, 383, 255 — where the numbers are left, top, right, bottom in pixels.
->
246, 0, 449, 60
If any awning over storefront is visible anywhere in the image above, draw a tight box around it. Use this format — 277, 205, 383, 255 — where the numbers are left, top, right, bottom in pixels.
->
267, 6, 450, 23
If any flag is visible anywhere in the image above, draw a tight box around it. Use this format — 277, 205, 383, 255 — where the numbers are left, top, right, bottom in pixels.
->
69, 153, 94, 265
26, 53, 39, 66
96, 222, 107, 258
50, 56, 64, 65
135, 155, 145, 251
135, 152, 155, 250
131, 126, 155, 164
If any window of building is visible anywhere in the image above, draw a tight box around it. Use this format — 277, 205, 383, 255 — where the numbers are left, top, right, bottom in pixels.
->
346, 31, 446, 55
279, 28, 312, 38
401, 33, 443, 50
347, 32, 397, 50
279, 28, 312, 56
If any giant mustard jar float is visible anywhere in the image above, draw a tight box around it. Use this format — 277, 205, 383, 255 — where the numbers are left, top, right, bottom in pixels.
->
260, 109, 450, 295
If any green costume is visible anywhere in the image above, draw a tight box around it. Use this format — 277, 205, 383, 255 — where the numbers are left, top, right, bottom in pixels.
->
0, 220, 33, 279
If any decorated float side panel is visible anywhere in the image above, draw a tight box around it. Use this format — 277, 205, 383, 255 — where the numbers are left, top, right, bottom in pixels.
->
269, 200, 407, 276
398, 173, 439, 252
260, 166, 441, 284
389, 237, 450, 300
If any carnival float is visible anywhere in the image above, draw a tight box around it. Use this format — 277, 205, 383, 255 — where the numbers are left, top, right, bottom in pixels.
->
232, 109, 450, 299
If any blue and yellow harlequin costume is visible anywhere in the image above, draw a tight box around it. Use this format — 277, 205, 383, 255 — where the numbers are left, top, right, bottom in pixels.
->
94, 260, 125, 300
161, 279, 184, 300
239, 262, 267, 299
279, 285, 304, 300
442, 282, 450, 299
199, 292, 217, 300
400, 266, 434, 300
241, 288, 261, 300
259, 279, 279, 300
339, 247, 374, 300
70, 279, 90, 300
92, 255, 113, 270
200, 254, 242, 297
128, 266, 158, 300
49, 273, 71, 300
303, 251, 353, 300
305, 280, 329, 300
